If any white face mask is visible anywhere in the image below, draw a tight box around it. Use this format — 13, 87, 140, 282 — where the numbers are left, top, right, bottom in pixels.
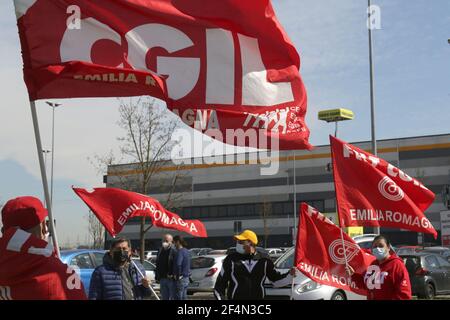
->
162, 241, 170, 249
236, 242, 245, 254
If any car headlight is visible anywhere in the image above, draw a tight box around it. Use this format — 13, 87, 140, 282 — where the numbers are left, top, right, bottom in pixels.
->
296, 281, 322, 294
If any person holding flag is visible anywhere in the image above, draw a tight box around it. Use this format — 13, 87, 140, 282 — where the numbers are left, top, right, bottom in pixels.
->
214, 229, 296, 300
346, 235, 412, 300
88, 237, 151, 300
0, 196, 86, 300
294, 203, 375, 298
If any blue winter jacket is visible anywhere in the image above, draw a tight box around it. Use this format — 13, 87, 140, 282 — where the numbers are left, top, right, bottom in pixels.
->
88, 253, 150, 300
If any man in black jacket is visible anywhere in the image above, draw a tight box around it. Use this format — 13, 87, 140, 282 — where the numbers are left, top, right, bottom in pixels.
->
214, 230, 296, 300
155, 234, 177, 300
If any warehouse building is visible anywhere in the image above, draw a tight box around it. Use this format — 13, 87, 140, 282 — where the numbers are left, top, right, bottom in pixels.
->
104, 133, 450, 250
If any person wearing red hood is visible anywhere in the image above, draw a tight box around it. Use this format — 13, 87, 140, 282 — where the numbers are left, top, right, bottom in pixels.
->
0, 196, 86, 300
347, 235, 412, 300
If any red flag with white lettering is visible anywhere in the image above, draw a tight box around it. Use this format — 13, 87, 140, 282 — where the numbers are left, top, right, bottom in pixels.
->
294, 203, 374, 296
330, 135, 437, 238
13, 0, 310, 150
73, 187, 207, 237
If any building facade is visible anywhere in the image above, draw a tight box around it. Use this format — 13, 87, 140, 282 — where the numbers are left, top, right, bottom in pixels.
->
105, 134, 450, 250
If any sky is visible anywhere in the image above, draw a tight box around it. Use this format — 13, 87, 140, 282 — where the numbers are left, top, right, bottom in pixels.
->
0, 0, 449, 246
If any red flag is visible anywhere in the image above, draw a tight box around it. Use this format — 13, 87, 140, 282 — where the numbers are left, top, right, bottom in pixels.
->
330, 135, 437, 238
14, 0, 311, 150
0, 228, 86, 300
73, 187, 207, 238
294, 203, 375, 296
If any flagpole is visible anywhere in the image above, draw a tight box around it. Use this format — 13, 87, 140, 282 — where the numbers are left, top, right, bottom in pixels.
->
368, 0, 379, 235
330, 134, 350, 277
30, 101, 61, 257
130, 259, 160, 300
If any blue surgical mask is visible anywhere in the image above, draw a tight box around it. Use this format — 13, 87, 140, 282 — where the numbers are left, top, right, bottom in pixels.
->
372, 247, 388, 261
236, 242, 245, 254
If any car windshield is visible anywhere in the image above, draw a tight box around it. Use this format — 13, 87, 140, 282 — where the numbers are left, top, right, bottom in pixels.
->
357, 241, 373, 249
191, 257, 215, 269
275, 249, 294, 269
402, 256, 421, 274
141, 260, 155, 271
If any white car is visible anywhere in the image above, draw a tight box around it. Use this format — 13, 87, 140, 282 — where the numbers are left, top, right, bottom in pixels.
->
265, 235, 378, 300
264, 247, 365, 300
145, 250, 158, 261
188, 255, 226, 294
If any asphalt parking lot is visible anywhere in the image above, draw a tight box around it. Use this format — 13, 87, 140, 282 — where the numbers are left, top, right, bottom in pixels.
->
150, 291, 450, 300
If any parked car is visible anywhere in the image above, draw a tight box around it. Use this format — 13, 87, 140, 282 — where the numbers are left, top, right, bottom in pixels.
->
187, 255, 226, 294
60, 249, 159, 296
421, 247, 450, 262
145, 250, 158, 261
352, 234, 397, 253
190, 248, 214, 256
352, 234, 379, 249
208, 250, 228, 255
401, 252, 450, 299
396, 246, 424, 256
264, 247, 365, 300
60, 249, 106, 296
266, 248, 284, 261
226, 246, 269, 255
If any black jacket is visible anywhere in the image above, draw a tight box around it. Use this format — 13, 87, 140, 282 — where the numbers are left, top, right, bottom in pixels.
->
155, 245, 177, 280
214, 251, 290, 300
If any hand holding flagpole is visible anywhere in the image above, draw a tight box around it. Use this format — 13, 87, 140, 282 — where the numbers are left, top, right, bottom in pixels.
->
130, 259, 160, 300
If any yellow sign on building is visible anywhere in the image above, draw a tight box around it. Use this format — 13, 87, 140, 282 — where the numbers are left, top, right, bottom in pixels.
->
322, 212, 364, 238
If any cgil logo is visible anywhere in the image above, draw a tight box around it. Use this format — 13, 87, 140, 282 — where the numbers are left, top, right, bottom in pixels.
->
60, 19, 295, 106
328, 239, 360, 265
378, 176, 404, 201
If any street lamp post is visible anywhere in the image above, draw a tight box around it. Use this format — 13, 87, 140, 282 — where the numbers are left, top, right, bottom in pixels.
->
45, 102, 61, 208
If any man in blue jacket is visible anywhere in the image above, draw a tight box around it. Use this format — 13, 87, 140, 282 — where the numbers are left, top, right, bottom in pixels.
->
173, 235, 191, 300
89, 238, 151, 300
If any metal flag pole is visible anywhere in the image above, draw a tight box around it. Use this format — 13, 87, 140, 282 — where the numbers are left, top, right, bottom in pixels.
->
30, 101, 61, 257
130, 259, 161, 300
293, 150, 297, 243
368, 0, 379, 235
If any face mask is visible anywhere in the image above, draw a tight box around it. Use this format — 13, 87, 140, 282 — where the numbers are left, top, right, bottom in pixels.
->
236, 242, 245, 254
372, 247, 388, 261
162, 241, 170, 249
112, 250, 129, 264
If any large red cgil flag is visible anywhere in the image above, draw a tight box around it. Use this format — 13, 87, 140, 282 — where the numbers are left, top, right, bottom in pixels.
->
330, 135, 437, 238
294, 203, 375, 296
73, 187, 207, 238
13, 0, 311, 150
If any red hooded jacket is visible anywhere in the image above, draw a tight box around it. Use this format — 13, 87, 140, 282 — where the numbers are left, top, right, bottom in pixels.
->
353, 253, 412, 300
0, 228, 86, 300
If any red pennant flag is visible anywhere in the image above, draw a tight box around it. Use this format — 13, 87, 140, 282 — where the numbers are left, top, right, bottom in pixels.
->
14, 0, 311, 150
73, 187, 207, 238
0, 228, 86, 300
294, 203, 375, 296
330, 135, 437, 238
